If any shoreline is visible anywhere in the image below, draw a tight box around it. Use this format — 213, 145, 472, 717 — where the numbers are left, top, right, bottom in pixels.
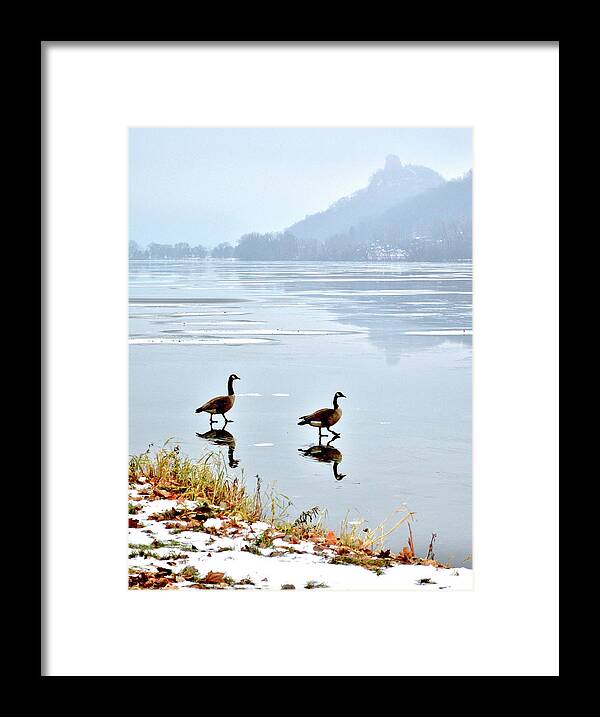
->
128, 445, 472, 591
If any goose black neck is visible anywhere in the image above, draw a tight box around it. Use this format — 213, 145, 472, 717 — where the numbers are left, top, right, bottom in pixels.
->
228, 377, 235, 396
333, 394, 339, 409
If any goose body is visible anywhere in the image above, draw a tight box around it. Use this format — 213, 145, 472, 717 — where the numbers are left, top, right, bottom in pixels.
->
298, 392, 346, 436
195, 374, 240, 423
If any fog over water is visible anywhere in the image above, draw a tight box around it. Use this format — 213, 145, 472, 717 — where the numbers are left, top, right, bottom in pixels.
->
129, 259, 472, 566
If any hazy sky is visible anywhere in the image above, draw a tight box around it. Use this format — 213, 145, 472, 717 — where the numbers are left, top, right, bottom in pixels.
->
129, 128, 472, 248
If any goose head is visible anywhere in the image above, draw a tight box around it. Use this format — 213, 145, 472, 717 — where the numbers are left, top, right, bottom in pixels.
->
333, 391, 346, 407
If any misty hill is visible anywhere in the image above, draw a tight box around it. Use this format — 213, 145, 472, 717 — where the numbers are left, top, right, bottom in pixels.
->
129, 158, 471, 262
286, 155, 444, 241
234, 171, 471, 262
324, 171, 472, 261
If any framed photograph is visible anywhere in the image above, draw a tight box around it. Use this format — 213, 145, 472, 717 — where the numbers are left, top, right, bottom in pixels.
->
43, 40, 559, 676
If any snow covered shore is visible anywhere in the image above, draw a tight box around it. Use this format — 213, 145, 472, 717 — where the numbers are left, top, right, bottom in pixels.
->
128, 489, 472, 591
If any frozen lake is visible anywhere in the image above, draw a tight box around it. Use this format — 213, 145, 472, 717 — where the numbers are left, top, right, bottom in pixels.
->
129, 260, 472, 566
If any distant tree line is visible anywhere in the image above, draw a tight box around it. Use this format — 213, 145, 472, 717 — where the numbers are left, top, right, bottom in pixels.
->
129, 173, 472, 263
231, 221, 471, 262
129, 226, 469, 263
129, 240, 235, 260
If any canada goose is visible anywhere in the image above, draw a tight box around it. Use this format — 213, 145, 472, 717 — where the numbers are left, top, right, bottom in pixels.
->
298, 441, 346, 480
195, 374, 240, 425
196, 428, 239, 468
298, 391, 346, 438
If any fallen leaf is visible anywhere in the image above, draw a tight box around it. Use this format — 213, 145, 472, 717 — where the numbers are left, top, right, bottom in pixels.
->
325, 531, 337, 545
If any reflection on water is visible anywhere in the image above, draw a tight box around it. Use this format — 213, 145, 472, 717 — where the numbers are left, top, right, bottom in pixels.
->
299, 436, 346, 481
129, 260, 472, 566
196, 429, 239, 468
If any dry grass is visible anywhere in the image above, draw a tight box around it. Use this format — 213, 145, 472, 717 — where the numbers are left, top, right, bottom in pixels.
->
338, 508, 415, 552
129, 441, 263, 523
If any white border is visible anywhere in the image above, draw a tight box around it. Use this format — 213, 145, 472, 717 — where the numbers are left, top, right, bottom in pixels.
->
44, 42, 559, 676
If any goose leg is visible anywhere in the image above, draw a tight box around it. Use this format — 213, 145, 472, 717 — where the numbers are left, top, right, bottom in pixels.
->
328, 428, 341, 438
222, 414, 233, 424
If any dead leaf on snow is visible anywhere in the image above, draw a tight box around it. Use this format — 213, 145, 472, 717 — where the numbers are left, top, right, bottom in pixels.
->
325, 531, 337, 545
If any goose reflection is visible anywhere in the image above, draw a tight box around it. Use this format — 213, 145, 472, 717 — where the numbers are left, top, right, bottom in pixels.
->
298, 438, 346, 481
196, 428, 239, 468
